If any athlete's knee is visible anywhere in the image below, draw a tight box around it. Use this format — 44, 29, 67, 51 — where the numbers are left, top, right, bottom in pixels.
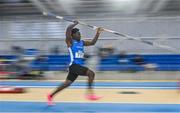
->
86, 69, 95, 78
63, 80, 73, 87
91, 71, 95, 78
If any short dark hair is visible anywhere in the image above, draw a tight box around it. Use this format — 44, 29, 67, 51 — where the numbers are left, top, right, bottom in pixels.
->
71, 28, 79, 36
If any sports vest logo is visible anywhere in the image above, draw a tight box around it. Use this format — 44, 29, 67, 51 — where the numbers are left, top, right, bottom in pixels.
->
75, 50, 84, 58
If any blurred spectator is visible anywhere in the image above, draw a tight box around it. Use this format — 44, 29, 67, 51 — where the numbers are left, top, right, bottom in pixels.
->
132, 55, 145, 65
11, 49, 45, 79
118, 51, 129, 63
50, 45, 60, 55
98, 45, 114, 58
132, 54, 158, 71
11, 46, 24, 55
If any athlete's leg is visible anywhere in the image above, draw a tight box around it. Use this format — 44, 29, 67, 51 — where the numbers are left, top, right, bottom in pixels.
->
86, 69, 95, 95
47, 67, 78, 105
85, 69, 102, 100
50, 79, 73, 98
72, 64, 94, 94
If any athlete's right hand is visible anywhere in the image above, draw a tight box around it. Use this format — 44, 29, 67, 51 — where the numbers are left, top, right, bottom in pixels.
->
97, 27, 104, 34
73, 20, 79, 25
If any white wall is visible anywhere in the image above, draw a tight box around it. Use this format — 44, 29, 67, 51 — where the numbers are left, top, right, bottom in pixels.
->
0, 17, 180, 54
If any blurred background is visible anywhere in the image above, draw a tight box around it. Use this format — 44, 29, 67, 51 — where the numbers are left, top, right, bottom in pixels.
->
0, 0, 180, 80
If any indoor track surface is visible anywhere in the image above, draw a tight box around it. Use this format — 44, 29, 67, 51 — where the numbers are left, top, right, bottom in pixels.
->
0, 80, 180, 113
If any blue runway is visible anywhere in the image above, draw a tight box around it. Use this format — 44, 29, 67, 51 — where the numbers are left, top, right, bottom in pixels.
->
1, 101, 180, 112
0, 81, 178, 89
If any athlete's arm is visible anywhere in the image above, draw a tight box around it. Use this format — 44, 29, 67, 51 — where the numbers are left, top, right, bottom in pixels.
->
83, 27, 103, 46
66, 21, 78, 47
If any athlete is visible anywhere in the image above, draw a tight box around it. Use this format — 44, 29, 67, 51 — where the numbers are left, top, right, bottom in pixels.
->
47, 21, 104, 105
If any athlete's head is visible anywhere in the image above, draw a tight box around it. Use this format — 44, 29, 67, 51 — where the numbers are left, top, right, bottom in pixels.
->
71, 28, 81, 41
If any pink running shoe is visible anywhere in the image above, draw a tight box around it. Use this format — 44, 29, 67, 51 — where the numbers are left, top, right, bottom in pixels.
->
85, 94, 102, 101
47, 94, 54, 106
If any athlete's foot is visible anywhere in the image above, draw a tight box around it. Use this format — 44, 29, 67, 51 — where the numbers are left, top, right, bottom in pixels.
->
47, 94, 54, 106
85, 94, 102, 101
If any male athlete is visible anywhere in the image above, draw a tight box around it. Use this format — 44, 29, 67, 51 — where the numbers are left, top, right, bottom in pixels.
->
47, 21, 103, 105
